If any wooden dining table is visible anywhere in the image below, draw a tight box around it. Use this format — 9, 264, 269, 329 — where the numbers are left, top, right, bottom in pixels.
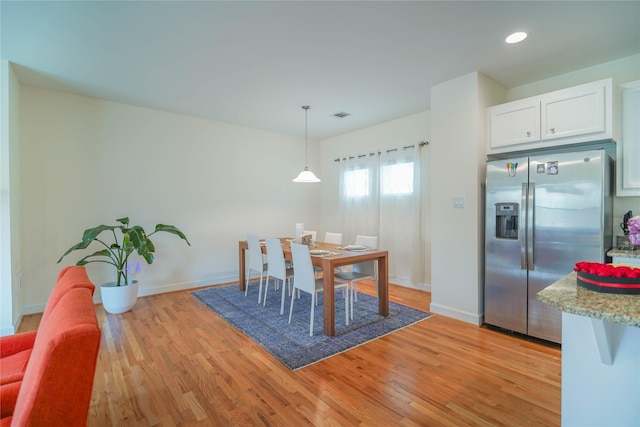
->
238, 238, 389, 336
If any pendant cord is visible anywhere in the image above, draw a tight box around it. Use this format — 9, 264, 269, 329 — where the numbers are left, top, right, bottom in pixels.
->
303, 105, 310, 168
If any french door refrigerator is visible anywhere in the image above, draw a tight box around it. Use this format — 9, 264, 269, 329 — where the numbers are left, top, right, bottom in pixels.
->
484, 149, 613, 344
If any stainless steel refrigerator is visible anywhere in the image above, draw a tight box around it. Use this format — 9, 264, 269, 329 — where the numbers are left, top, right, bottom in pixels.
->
484, 149, 613, 344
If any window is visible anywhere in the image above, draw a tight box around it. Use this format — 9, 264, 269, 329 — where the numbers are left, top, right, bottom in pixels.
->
344, 169, 369, 198
381, 162, 414, 195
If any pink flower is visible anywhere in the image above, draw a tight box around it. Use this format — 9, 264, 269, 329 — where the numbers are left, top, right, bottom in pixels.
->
628, 216, 640, 245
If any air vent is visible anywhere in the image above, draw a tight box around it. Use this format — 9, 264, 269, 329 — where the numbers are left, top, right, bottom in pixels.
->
331, 112, 350, 119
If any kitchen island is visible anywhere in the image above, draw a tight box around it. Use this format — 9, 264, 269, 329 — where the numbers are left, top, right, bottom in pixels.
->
608, 247, 640, 266
538, 271, 640, 426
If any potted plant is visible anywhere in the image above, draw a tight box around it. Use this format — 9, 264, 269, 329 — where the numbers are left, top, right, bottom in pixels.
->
58, 217, 191, 314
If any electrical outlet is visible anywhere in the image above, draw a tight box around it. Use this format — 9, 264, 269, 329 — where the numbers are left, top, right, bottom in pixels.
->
453, 196, 465, 208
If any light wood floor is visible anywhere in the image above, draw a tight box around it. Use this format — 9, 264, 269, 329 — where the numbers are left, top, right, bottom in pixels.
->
19, 281, 561, 426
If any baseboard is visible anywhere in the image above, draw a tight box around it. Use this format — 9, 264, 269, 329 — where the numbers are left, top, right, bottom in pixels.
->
389, 278, 431, 292
1, 324, 16, 336
394, 282, 431, 292
19, 274, 240, 316
428, 303, 482, 325
21, 303, 47, 316
135, 275, 238, 298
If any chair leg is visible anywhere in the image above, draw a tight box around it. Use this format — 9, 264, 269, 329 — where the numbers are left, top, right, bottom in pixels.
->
345, 286, 349, 326
280, 279, 287, 315
309, 293, 315, 337
257, 271, 265, 304
288, 289, 296, 324
246, 269, 265, 302
262, 275, 269, 305
350, 281, 355, 320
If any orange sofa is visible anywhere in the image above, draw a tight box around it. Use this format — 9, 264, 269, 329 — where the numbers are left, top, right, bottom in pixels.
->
0, 266, 96, 387
0, 267, 101, 426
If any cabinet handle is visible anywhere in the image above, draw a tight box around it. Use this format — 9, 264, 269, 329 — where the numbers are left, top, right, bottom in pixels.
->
550, 127, 555, 134
526, 131, 531, 137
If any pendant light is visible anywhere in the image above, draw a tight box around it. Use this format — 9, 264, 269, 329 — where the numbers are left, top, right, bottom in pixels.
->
293, 105, 321, 183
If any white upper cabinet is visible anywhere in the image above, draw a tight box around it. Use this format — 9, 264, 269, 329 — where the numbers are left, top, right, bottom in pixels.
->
541, 81, 606, 141
489, 99, 540, 148
617, 80, 640, 197
488, 78, 613, 154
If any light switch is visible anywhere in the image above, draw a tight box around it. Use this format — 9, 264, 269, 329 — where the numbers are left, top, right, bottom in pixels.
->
453, 196, 465, 208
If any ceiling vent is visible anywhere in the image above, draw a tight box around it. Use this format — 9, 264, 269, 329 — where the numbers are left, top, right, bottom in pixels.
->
331, 112, 351, 119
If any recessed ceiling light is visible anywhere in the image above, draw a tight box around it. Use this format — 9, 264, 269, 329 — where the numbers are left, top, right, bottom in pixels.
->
506, 32, 527, 44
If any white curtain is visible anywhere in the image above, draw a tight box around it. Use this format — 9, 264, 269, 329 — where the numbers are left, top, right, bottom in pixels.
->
339, 153, 379, 238
338, 146, 423, 287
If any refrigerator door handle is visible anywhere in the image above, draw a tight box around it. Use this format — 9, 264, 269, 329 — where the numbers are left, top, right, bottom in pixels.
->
527, 182, 535, 271
521, 183, 528, 270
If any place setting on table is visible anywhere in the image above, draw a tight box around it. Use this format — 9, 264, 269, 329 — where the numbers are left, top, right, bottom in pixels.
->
309, 244, 373, 255
293, 241, 370, 258
284, 235, 376, 259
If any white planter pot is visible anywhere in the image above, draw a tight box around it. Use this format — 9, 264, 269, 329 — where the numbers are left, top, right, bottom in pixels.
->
100, 280, 139, 314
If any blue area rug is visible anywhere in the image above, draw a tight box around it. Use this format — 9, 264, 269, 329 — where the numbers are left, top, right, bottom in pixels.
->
192, 281, 432, 370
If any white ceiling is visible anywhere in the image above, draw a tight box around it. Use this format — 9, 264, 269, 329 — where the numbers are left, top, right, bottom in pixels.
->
2, 1, 639, 139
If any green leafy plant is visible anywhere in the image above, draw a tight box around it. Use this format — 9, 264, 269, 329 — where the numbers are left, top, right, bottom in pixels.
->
58, 217, 191, 286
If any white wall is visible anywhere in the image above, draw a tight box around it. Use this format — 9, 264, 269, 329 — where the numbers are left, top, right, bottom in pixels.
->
319, 111, 431, 290
429, 72, 503, 324
0, 61, 22, 335
18, 87, 321, 314
0, 61, 11, 334
506, 54, 640, 102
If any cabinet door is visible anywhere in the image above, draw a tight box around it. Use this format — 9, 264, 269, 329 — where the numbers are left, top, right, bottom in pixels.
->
617, 80, 640, 196
541, 80, 606, 141
612, 257, 640, 267
489, 99, 540, 149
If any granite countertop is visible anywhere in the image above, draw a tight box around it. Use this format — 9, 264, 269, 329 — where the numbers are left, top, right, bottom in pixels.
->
607, 248, 640, 259
537, 272, 640, 327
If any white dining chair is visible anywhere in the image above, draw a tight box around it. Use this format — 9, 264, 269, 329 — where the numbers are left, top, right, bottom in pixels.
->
246, 234, 268, 303
334, 235, 379, 319
289, 243, 349, 336
313, 231, 344, 278
263, 237, 294, 315
323, 232, 343, 245
303, 230, 317, 244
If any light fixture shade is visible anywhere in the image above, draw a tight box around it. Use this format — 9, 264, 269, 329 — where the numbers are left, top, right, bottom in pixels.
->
293, 167, 321, 183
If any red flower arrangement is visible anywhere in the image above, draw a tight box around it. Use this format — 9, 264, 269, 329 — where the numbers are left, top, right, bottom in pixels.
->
574, 261, 640, 278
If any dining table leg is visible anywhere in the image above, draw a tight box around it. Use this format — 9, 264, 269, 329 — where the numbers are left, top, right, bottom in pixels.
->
322, 260, 336, 336
238, 242, 246, 292
377, 254, 389, 316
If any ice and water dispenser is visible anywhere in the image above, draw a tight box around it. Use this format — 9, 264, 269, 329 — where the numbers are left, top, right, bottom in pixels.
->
495, 202, 519, 239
